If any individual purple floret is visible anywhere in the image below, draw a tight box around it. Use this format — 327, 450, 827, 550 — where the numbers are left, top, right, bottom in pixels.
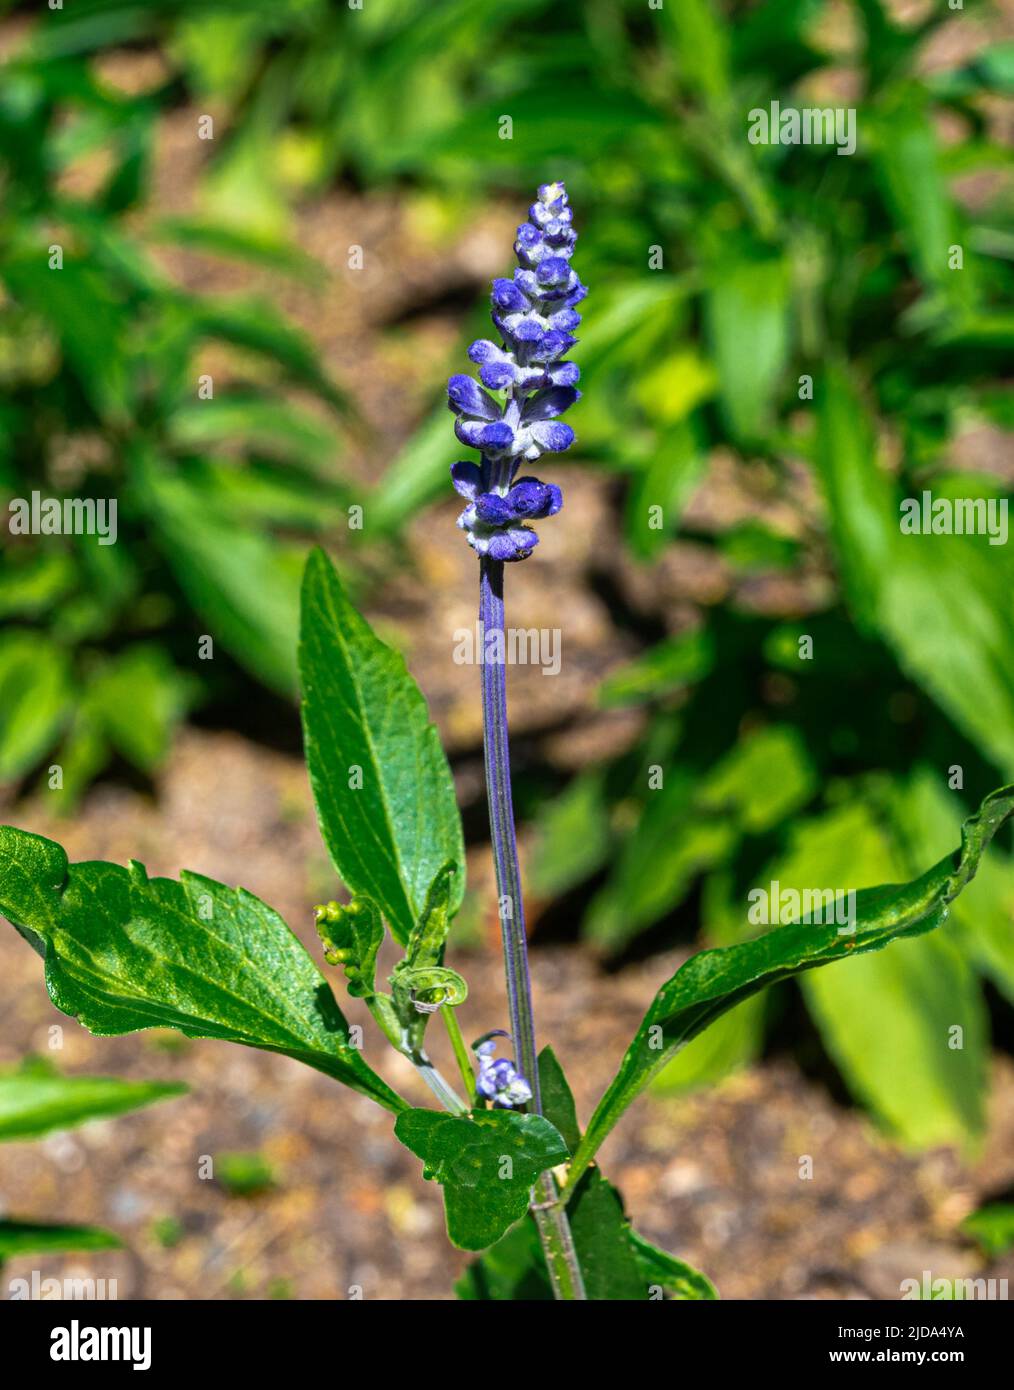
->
474, 1035, 533, 1109
447, 181, 585, 561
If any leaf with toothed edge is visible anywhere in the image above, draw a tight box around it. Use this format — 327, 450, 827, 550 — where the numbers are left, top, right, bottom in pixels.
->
0, 826, 407, 1115
395, 1107, 569, 1251
456, 1048, 717, 1296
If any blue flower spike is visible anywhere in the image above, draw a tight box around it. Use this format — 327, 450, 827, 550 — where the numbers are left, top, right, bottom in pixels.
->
448, 181, 585, 561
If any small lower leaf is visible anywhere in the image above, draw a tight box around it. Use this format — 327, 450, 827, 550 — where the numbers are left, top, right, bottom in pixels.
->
394, 1108, 569, 1251
539, 1046, 716, 1300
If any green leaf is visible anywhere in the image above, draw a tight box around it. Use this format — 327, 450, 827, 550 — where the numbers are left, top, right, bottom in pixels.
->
141, 461, 302, 696
586, 778, 735, 952
697, 724, 815, 834
598, 629, 714, 708
390, 862, 466, 1049
538, 1049, 631, 1307
565, 1171, 646, 1299
403, 860, 459, 968
3, 253, 131, 424
624, 421, 707, 561
460, 1051, 718, 1298
371, 405, 452, 534
896, 771, 1014, 1006
167, 394, 340, 474
568, 784, 1014, 1190
0, 1220, 122, 1261
778, 800, 987, 1148
652, 995, 765, 1097
183, 295, 349, 414
538, 1047, 709, 1299
705, 253, 790, 444
394, 1107, 569, 1251
662, 0, 732, 109
537, 1047, 581, 1154
815, 360, 894, 629
300, 548, 464, 945
454, 1218, 550, 1300
529, 769, 611, 899
0, 1058, 184, 1142
0, 826, 406, 1115
961, 1203, 1014, 1259
628, 1230, 718, 1300
870, 87, 963, 299
0, 550, 77, 620
0, 632, 72, 782
816, 364, 1014, 773
84, 645, 192, 773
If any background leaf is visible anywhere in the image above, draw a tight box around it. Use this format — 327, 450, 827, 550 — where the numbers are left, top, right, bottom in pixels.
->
0, 1220, 121, 1262
0, 1057, 184, 1142
568, 784, 1014, 1189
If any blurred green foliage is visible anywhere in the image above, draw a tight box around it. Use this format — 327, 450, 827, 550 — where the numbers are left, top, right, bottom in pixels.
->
0, 1054, 184, 1262
1, 10, 352, 801
1, 0, 1013, 1147
961, 1201, 1014, 1258
215, 1149, 276, 1197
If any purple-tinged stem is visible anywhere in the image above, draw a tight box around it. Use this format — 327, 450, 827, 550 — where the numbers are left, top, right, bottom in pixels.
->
479, 555, 586, 1302
479, 556, 540, 1101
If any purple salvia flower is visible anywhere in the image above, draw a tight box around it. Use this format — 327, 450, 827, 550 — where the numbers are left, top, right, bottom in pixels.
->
448, 180, 584, 563
473, 1035, 533, 1109
452, 185, 588, 1299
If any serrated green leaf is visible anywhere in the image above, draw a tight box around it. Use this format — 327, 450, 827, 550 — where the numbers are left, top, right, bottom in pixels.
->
300, 548, 464, 945
394, 1107, 569, 1251
0, 826, 406, 1115
460, 1046, 717, 1299
0, 1059, 185, 1142
567, 784, 1014, 1190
